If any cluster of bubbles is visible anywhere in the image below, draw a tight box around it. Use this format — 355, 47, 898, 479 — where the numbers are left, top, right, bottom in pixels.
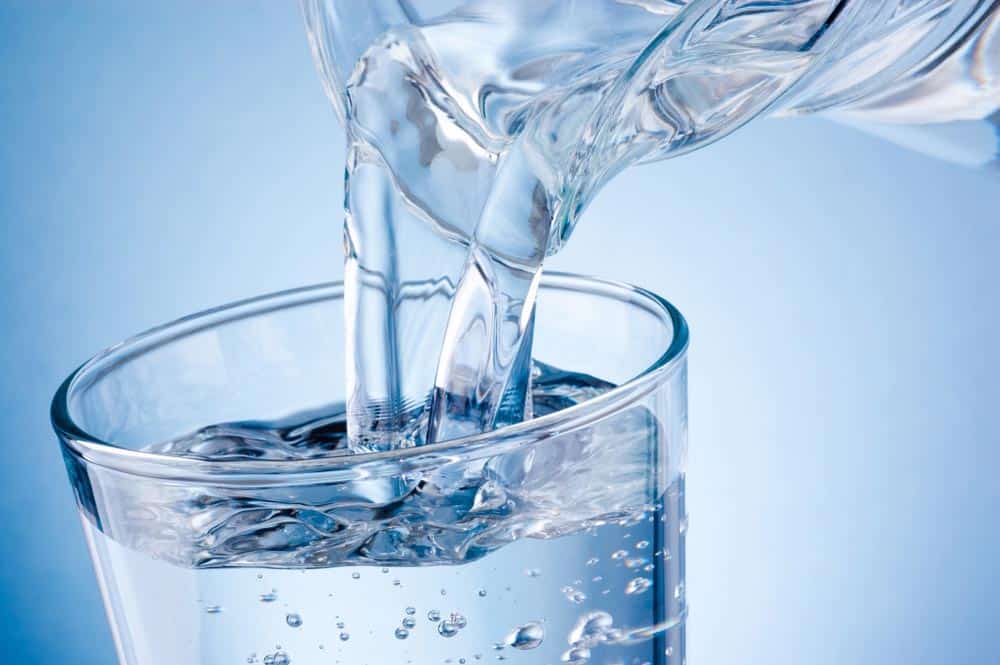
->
561, 611, 620, 663
562, 585, 588, 604
394, 606, 418, 639
247, 647, 290, 665
261, 651, 290, 665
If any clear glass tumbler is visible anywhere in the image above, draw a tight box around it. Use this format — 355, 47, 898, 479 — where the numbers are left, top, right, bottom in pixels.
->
52, 273, 688, 665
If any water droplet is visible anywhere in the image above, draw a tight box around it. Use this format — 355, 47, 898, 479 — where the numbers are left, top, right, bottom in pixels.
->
395, 627, 409, 640
351, 572, 361, 580
524, 568, 541, 578
405, 606, 416, 615
625, 577, 652, 595
438, 620, 460, 638
428, 610, 441, 622
611, 550, 628, 560
586, 557, 599, 566
286, 613, 302, 628
560, 646, 591, 663
205, 605, 222, 614
259, 592, 278, 603
402, 617, 416, 629
339, 632, 350, 642
569, 611, 613, 647
505, 622, 544, 650
636, 540, 650, 549
477, 588, 487, 597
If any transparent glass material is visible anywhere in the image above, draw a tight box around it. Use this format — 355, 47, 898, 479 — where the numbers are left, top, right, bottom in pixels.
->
53, 273, 689, 665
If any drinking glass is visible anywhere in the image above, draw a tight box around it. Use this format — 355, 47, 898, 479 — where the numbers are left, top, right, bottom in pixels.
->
52, 273, 688, 665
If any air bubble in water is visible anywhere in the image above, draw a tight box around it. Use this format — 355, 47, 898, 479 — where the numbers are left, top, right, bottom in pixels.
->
393, 579, 402, 587
259, 592, 278, 602
569, 611, 614, 646
395, 627, 410, 640
625, 557, 647, 569
505, 622, 544, 650
286, 613, 302, 628
351, 572, 361, 580
625, 578, 652, 595
636, 540, 650, 549
611, 550, 628, 560
273, 653, 289, 665
524, 568, 541, 577
438, 620, 460, 638
450, 613, 467, 629
406, 606, 416, 615
205, 605, 222, 614
478, 588, 487, 597
382, 567, 390, 574
586, 557, 599, 566
339, 632, 350, 641
428, 609, 442, 622
336, 621, 345, 629
560, 646, 591, 663
402, 617, 416, 629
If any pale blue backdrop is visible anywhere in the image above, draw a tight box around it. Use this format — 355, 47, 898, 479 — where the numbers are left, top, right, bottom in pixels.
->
1, 2, 998, 663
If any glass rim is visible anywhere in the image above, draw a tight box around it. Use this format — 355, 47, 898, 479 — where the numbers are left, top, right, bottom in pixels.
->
52, 272, 688, 486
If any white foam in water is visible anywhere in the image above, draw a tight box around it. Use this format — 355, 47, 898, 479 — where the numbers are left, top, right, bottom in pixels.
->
73, 2, 1000, 664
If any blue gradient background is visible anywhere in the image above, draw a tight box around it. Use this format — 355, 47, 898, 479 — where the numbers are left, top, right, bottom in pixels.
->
2, 2, 998, 662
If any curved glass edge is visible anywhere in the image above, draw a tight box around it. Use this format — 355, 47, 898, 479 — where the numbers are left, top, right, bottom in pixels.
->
51, 272, 689, 485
